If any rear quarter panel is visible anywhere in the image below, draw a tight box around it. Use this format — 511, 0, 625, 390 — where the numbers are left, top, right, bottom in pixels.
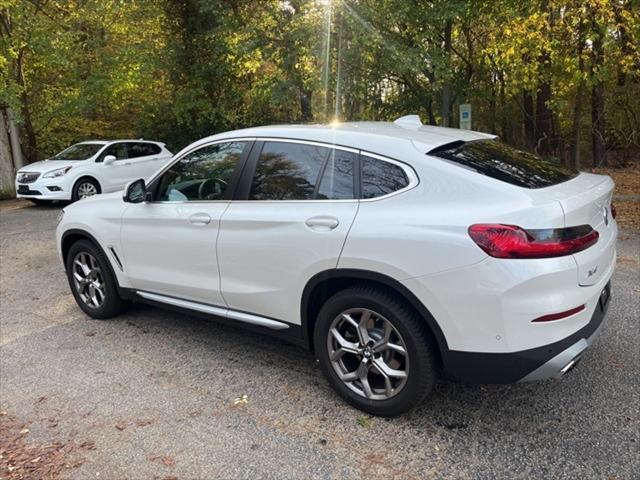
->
338, 152, 567, 280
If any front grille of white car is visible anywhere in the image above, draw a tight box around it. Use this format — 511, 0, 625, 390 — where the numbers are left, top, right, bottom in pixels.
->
17, 172, 40, 184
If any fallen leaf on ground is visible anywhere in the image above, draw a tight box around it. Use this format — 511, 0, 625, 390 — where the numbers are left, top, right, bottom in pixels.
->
234, 394, 249, 405
149, 454, 176, 469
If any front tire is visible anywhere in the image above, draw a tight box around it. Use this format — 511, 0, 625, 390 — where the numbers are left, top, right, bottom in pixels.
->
72, 178, 100, 201
66, 239, 124, 319
314, 285, 437, 416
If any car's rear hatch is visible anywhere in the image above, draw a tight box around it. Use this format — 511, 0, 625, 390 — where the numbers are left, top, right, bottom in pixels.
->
426, 140, 616, 286
528, 172, 616, 286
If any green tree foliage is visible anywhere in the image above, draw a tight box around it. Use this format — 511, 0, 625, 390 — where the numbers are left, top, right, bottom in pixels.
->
1, 0, 638, 167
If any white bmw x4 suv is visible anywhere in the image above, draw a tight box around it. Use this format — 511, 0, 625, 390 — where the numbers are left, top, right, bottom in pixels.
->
56, 116, 616, 416
16, 140, 172, 203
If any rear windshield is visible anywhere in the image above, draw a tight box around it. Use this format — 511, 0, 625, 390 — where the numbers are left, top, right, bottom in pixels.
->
51, 143, 103, 161
429, 139, 578, 188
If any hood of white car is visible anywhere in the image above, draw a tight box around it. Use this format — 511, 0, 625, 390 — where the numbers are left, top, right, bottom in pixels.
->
18, 159, 82, 174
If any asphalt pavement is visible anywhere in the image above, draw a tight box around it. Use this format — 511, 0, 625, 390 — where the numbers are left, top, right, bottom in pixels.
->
1, 200, 638, 479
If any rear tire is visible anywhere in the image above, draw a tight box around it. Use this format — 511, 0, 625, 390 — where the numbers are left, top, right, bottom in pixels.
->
314, 285, 437, 416
66, 239, 124, 319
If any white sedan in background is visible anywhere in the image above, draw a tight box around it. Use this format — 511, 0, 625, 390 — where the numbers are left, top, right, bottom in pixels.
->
15, 140, 173, 204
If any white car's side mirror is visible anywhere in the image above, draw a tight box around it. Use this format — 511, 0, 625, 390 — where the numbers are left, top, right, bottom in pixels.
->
103, 155, 116, 165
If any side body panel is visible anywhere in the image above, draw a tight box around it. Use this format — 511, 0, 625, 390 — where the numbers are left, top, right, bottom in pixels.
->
119, 201, 229, 306
218, 200, 358, 325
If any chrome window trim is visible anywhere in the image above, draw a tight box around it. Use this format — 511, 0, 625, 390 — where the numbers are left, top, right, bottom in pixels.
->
251, 138, 419, 201
147, 136, 419, 204
255, 137, 360, 154
358, 150, 419, 202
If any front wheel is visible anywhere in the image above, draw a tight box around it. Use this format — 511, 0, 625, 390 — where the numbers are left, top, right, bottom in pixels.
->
66, 239, 124, 319
314, 285, 437, 417
72, 178, 100, 201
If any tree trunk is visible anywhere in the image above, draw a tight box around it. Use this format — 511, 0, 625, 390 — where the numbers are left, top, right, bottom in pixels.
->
570, 17, 586, 169
534, 0, 553, 156
5, 107, 24, 169
0, 109, 16, 197
16, 49, 37, 163
300, 89, 313, 122
523, 90, 536, 150
440, 19, 453, 127
591, 82, 606, 167
535, 81, 553, 155
570, 82, 585, 169
426, 99, 436, 126
590, 12, 606, 167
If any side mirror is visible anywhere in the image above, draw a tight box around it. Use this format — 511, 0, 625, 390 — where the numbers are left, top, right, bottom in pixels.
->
103, 155, 116, 165
123, 178, 147, 203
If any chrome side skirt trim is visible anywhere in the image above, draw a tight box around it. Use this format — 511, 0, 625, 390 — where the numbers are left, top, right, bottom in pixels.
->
135, 291, 290, 330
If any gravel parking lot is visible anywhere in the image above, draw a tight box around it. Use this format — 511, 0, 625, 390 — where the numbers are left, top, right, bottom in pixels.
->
1, 200, 639, 479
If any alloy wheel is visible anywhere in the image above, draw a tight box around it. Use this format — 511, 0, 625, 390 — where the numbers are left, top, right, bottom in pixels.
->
72, 252, 106, 309
327, 308, 409, 400
77, 182, 98, 199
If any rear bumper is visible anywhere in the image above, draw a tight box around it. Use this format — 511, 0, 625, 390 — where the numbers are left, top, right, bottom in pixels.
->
443, 281, 611, 383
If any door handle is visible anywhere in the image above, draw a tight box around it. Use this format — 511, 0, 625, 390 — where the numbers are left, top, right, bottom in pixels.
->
305, 216, 339, 231
188, 213, 211, 225
124, 162, 132, 165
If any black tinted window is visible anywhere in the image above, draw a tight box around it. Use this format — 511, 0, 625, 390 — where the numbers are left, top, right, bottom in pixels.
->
128, 143, 161, 158
250, 142, 328, 200
156, 141, 245, 201
361, 156, 409, 199
317, 149, 356, 199
100, 143, 128, 161
430, 140, 578, 188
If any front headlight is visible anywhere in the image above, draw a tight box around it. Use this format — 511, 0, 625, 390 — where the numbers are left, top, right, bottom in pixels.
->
57, 209, 65, 224
43, 166, 72, 178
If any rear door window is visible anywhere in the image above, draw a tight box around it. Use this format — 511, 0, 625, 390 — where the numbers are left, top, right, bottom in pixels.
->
429, 139, 578, 188
98, 143, 128, 162
317, 149, 356, 199
128, 142, 161, 158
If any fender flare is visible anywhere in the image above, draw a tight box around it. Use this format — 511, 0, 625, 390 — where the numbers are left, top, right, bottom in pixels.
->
300, 268, 450, 360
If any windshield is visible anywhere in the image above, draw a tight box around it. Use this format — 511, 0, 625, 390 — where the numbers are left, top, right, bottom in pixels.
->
429, 140, 578, 189
51, 143, 104, 161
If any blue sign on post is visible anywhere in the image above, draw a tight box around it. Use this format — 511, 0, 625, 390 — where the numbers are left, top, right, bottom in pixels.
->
459, 104, 471, 130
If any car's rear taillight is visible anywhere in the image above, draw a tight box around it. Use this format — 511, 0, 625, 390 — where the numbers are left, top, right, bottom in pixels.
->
468, 224, 599, 259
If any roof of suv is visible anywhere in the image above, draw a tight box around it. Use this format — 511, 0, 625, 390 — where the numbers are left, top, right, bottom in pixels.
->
78, 140, 165, 145
216, 120, 495, 153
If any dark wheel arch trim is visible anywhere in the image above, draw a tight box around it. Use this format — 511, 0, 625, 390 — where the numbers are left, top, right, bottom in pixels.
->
301, 269, 450, 358
60, 229, 125, 295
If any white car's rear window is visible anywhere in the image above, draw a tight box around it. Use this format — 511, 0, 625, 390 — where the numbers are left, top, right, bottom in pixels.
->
430, 140, 578, 188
